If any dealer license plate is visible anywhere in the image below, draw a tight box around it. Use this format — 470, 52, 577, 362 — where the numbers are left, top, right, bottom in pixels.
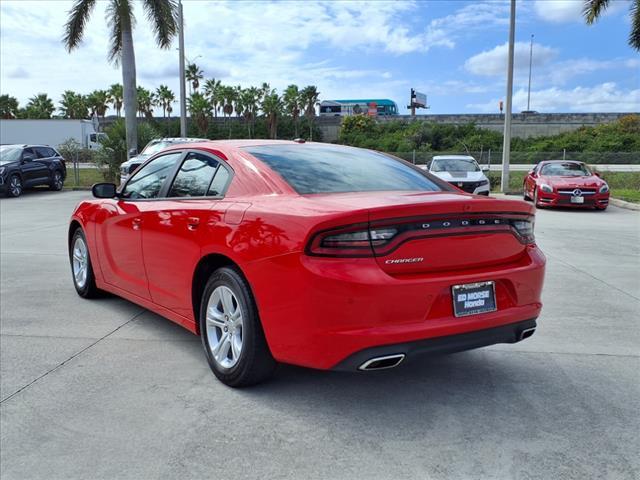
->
452, 281, 497, 317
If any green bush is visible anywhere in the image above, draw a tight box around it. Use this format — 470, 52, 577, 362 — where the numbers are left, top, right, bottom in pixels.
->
94, 120, 160, 181
338, 114, 640, 163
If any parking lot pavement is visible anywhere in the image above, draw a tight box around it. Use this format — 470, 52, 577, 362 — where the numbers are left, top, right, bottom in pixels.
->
1, 190, 639, 480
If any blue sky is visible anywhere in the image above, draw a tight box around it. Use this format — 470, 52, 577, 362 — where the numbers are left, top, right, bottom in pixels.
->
1, 0, 638, 115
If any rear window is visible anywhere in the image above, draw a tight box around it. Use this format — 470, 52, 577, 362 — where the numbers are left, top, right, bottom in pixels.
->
244, 144, 443, 194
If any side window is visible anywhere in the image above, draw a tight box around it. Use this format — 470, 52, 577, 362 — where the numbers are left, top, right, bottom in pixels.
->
122, 152, 182, 199
168, 152, 219, 197
22, 148, 36, 160
47, 147, 59, 157
208, 165, 230, 196
34, 147, 51, 158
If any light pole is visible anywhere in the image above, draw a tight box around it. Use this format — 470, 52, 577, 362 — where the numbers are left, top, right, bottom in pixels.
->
501, 0, 516, 193
527, 34, 534, 112
178, 0, 187, 137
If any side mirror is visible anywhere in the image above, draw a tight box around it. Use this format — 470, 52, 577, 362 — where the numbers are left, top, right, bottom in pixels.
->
481, 166, 489, 172
22, 153, 35, 162
594, 171, 601, 178
128, 148, 138, 158
92, 182, 117, 199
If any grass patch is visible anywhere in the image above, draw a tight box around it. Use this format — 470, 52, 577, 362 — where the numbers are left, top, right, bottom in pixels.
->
63, 168, 104, 189
611, 189, 640, 203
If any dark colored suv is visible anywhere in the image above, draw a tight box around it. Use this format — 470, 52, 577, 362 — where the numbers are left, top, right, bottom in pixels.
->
0, 144, 67, 197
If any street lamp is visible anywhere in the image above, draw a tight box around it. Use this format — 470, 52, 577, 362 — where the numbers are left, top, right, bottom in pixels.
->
501, 0, 516, 194
178, 0, 187, 137
527, 34, 534, 112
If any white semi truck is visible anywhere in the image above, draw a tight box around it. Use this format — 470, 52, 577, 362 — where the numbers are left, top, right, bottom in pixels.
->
0, 119, 105, 150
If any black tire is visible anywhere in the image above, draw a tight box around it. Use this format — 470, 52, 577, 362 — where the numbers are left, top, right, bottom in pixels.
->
69, 228, 101, 298
533, 188, 542, 208
523, 184, 531, 201
50, 170, 64, 191
6, 174, 22, 197
199, 267, 276, 387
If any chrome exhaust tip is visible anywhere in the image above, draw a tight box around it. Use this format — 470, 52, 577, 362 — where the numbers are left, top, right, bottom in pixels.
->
519, 327, 536, 341
358, 354, 406, 371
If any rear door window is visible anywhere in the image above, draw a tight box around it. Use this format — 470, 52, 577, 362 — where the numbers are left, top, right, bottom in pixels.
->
168, 152, 219, 197
34, 147, 52, 158
244, 144, 444, 194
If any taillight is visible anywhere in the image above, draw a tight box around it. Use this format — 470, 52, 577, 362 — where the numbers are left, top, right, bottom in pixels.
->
511, 219, 535, 244
307, 225, 378, 257
307, 214, 535, 257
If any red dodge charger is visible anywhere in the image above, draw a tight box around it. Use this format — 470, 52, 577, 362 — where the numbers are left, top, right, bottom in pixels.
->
523, 160, 610, 210
69, 141, 546, 387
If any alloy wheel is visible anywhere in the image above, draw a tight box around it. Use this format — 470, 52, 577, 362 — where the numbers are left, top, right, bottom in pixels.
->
53, 172, 63, 190
72, 236, 88, 288
205, 286, 244, 369
10, 176, 22, 197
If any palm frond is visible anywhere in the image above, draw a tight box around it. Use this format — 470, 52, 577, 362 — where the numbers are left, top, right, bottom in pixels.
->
583, 0, 610, 24
106, 0, 135, 64
63, 0, 97, 51
630, 0, 640, 50
142, 0, 179, 49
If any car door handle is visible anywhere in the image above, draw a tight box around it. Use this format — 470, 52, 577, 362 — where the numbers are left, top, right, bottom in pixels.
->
187, 217, 200, 230
132, 218, 142, 230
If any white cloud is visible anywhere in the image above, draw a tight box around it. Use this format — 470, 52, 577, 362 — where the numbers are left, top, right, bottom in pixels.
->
464, 42, 559, 77
533, 0, 583, 23
467, 82, 640, 113
533, 0, 631, 23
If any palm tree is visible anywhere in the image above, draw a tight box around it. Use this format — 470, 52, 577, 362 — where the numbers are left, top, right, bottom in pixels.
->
86, 89, 110, 120
59, 90, 88, 119
24, 93, 55, 119
108, 83, 123, 117
219, 85, 236, 121
188, 92, 212, 136
583, 0, 639, 50
186, 63, 204, 94
240, 87, 261, 138
203, 78, 221, 117
155, 84, 175, 120
283, 84, 302, 137
261, 90, 283, 139
0, 94, 20, 119
136, 86, 154, 119
300, 85, 320, 140
64, 0, 179, 154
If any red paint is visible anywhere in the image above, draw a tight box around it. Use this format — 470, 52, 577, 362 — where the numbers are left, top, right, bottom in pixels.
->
70, 140, 546, 370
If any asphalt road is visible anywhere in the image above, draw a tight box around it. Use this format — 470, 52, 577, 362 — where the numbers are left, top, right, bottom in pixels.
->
1, 190, 639, 480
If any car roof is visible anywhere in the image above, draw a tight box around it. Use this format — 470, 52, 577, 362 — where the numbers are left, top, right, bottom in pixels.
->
432, 155, 476, 160
0, 144, 55, 149
538, 160, 584, 165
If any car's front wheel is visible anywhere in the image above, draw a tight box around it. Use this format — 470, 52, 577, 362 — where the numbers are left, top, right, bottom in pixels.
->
69, 228, 100, 298
50, 170, 64, 191
200, 267, 276, 387
6, 174, 22, 197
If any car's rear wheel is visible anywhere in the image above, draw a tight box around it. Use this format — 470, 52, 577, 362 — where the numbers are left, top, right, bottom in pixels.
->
50, 170, 64, 191
200, 267, 276, 387
7, 174, 22, 197
70, 228, 100, 298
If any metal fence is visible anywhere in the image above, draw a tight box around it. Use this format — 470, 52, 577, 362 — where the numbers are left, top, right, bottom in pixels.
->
390, 151, 640, 166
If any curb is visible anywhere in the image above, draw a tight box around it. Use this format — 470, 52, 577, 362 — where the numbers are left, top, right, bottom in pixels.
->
610, 198, 640, 211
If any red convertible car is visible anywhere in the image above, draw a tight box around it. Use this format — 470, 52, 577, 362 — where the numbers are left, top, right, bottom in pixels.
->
523, 160, 609, 210
69, 141, 546, 387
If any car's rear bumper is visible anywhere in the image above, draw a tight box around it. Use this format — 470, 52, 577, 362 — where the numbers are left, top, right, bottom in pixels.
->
246, 245, 546, 370
538, 191, 609, 208
332, 318, 537, 371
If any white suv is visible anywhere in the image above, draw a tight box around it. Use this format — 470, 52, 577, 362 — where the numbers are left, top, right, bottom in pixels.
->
427, 155, 490, 195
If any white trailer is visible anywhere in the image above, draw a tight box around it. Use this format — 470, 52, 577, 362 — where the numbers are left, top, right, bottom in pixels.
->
0, 119, 105, 150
